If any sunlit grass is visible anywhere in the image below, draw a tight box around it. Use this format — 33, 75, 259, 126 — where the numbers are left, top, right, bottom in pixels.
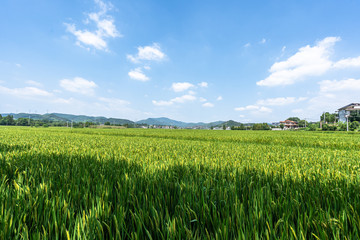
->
1, 127, 360, 239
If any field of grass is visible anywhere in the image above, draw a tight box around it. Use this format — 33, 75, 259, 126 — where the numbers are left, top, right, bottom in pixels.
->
1, 127, 360, 239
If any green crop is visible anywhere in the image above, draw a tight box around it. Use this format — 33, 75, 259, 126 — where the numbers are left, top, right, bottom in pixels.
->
1, 127, 360, 239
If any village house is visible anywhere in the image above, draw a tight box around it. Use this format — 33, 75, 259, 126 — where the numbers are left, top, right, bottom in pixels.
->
280, 120, 298, 129
338, 103, 360, 122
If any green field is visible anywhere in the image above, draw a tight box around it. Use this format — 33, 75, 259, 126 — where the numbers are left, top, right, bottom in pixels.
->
1, 127, 360, 239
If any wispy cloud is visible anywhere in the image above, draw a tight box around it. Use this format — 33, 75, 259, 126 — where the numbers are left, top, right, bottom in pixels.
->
217, 96, 223, 101
256, 97, 307, 106
235, 105, 272, 113
60, 77, 97, 95
127, 43, 166, 63
333, 56, 360, 69
319, 78, 360, 92
198, 82, 208, 88
152, 94, 197, 106
0, 85, 53, 97
171, 82, 194, 92
65, 0, 121, 51
202, 102, 214, 107
25, 80, 43, 87
128, 68, 150, 81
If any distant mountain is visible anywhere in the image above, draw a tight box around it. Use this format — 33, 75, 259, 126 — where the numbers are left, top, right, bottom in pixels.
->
136, 118, 233, 128
1, 113, 244, 128
136, 117, 190, 128
2, 113, 134, 125
221, 120, 243, 127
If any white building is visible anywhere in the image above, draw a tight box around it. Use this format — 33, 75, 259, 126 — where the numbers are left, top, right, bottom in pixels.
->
338, 103, 360, 122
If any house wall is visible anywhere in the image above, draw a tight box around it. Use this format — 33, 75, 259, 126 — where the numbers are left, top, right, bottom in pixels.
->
338, 109, 348, 122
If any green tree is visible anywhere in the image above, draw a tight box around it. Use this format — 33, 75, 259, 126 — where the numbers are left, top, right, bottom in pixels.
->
350, 121, 360, 131
104, 121, 111, 126
16, 118, 30, 126
4, 115, 16, 125
298, 120, 308, 127
222, 125, 226, 130
349, 110, 360, 122
280, 123, 284, 129
308, 124, 317, 131
320, 112, 337, 123
287, 117, 300, 123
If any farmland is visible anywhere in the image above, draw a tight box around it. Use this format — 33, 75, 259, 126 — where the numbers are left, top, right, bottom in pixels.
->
1, 127, 360, 239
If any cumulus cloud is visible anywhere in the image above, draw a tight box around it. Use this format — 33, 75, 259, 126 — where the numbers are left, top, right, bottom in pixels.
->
256, 97, 307, 106
171, 82, 194, 92
199, 97, 207, 102
65, 0, 120, 51
235, 105, 272, 113
257, 37, 340, 86
152, 94, 197, 106
217, 96, 223, 101
60, 77, 97, 95
128, 68, 149, 81
127, 43, 166, 63
0, 85, 53, 97
202, 102, 214, 107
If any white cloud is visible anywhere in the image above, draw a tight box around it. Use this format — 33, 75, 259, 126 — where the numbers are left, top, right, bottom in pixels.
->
217, 96, 223, 101
292, 109, 304, 114
319, 78, 360, 92
257, 37, 340, 86
198, 82, 208, 88
202, 102, 214, 107
260, 38, 266, 44
171, 94, 197, 103
0, 85, 53, 97
333, 56, 360, 69
152, 94, 197, 106
152, 100, 173, 106
98, 97, 130, 106
52, 97, 76, 104
235, 105, 272, 113
281, 46, 286, 52
25, 80, 43, 87
256, 97, 307, 106
16, 63, 22, 68
60, 77, 97, 95
171, 82, 194, 92
64, 0, 120, 51
244, 43, 251, 48
128, 68, 149, 82
199, 97, 207, 102
127, 43, 166, 63
65, 24, 107, 50
143, 65, 151, 70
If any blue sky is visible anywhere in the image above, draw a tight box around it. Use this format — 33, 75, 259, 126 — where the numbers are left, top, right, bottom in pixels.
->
1, 0, 360, 122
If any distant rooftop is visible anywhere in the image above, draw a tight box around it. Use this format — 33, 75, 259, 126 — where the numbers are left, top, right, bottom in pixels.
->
338, 103, 360, 111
